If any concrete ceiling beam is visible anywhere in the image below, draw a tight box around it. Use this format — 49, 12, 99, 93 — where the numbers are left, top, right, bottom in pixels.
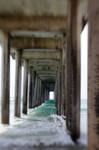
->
29, 59, 60, 67
10, 37, 62, 49
32, 66, 58, 71
23, 48, 61, 53
39, 74, 56, 77
39, 76, 56, 82
11, 31, 64, 38
22, 50, 60, 59
0, 16, 67, 32
37, 72, 56, 75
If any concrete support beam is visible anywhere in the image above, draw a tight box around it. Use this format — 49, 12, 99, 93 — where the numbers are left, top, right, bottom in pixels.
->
29, 59, 60, 67
32, 66, 58, 72
61, 65, 66, 115
0, 16, 67, 32
23, 60, 28, 114
11, 37, 62, 50
38, 79, 42, 105
41, 83, 45, 104
54, 79, 58, 114
88, 1, 99, 149
33, 75, 38, 107
15, 50, 22, 117
35, 76, 42, 107
57, 69, 62, 115
59, 50, 65, 115
36, 77, 39, 106
61, 36, 67, 117
31, 72, 36, 108
44, 88, 49, 100
1, 32, 10, 124
28, 69, 36, 108
28, 67, 32, 108
66, 0, 83, 140
22, 50, 60, 60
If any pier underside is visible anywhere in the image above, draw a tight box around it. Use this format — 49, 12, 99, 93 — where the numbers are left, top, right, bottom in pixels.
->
0, 0, 99, 150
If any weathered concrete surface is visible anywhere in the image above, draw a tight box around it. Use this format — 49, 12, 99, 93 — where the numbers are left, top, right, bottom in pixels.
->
11, 38, 62, 50
21, 49, 60, 60
65, 0, 87, 140
1, 32, 10, 124
28, 69, 36, 108
15, 50, 22, 117
88, 0, 99, 149
23, 60, 29, 114
0, 0, 88, 147
33, 75, 38, 107
66, 0, 80, 140
0, 16, 67, 32
0, 0, 68, 16
57, 69, 62, 115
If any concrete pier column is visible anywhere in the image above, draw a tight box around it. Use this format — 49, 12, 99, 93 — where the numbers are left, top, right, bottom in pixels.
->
23, 59, 28, 114
33, 75, 38, 107
55, 76, 59, 114
41, 83, 45, 103
61, 36, 67, 117
15, 50, 22, 117
66, 45, 72, 131
38, 79, 42, 105
61, 65, 66, 115
60, 64, 65, 115
1, 32, 10, 124
66, 0, 82, 140
28, 67, 33, 108
44, 88, 49, 100
36, 76, 39, 106
88, 1, 99, 149
31, 71, 36, 108
60, 50, 64, 115
54, 81, 57, 106
44, 87, 46, 101
57, 69, 62, 115
40, 80, 42, 104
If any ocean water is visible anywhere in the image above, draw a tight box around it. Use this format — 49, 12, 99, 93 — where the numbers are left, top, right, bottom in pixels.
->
0, 99, 87, 150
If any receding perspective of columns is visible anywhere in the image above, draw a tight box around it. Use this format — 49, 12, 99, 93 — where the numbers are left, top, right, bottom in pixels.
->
15, 50, 22, 117
23, 59, 29, 114
0, 0, 89, 149
88, 0, 99, 149
1, 32, 10, 124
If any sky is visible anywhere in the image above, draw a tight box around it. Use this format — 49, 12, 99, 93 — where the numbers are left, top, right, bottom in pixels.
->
0, 24, 88, 100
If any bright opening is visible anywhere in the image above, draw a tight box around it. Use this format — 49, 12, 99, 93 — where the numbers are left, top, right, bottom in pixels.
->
81, 24, 88, 108
10, 56, 16, 123
49, 91, 54, 100
80, 24, 88, 145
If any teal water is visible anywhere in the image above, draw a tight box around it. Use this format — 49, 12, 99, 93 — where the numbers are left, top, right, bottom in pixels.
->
29, 100, 57, 117
0, 99, 87, 150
